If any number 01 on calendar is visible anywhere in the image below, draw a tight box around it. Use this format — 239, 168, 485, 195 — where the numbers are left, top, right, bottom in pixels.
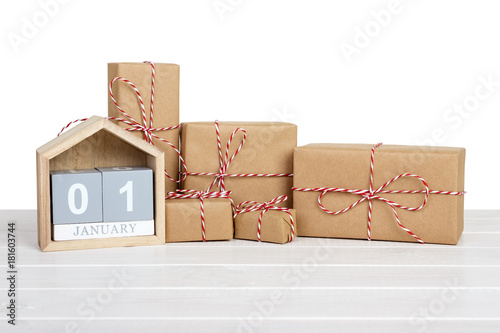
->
50, 167, 155, 241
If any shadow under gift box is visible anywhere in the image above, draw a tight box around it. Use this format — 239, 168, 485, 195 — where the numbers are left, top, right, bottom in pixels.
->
180, 122, 297, 208
234, 209, 296, 244
293, 144, 466, 245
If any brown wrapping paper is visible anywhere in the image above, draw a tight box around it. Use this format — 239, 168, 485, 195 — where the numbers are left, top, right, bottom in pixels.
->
234, 209, 296, 244
108, 62, 180, 194
181, 122, 297, 207
293, 144, 466, 245
164, 198, 233, 242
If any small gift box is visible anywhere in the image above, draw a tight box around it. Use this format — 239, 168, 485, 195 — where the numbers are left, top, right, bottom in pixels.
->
164, 190, 234, 242
180, 121, 297, 208
234, 196, 295, 244
293, 143, 466, 245
108, 62, 182, 194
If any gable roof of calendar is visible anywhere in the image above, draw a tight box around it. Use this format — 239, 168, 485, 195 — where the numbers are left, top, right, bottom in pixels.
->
36, 116, 163, 160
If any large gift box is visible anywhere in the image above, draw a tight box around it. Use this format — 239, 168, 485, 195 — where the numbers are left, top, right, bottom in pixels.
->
293, 143, 466, 245
108, 62, 180, 194
181, 121, 297, 208
165, 190, 234, 242
234, 196, 296, 244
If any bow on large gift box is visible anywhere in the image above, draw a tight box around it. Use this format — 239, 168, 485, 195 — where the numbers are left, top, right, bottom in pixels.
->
293, 143, 466, 245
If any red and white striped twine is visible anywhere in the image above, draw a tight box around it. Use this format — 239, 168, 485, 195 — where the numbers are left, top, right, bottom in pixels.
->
234, 195, 295, 242
292, 143, 466, 244
58, 61, 187, 184
165, 189, 232, 242
184, 120, 293, 192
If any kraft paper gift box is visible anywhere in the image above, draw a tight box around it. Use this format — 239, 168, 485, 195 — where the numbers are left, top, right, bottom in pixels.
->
164, 191, 234, 242
181, 121, 297, 208
234, 195, 295, 244
293, 144, 466, 245
234, 209, 296, 244
108, 62, 180, 194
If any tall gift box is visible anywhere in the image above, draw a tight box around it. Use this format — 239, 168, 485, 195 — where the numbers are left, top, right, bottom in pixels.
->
108, 62, 180, 194
293, 144, 466, 245
181, 121, 297, 208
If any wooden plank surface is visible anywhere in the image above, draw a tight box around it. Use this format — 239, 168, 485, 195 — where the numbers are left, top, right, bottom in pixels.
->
1, 210, 500, 333
6, 319, 500, 333
7, 289, 500, 318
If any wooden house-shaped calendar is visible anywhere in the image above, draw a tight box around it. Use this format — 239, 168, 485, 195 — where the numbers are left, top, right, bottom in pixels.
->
36, 116, 165, 251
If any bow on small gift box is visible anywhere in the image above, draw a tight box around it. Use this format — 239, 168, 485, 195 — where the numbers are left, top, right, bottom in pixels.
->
58, 61, 186, 184
293, 143, 466, 244
234, 195, 295, 243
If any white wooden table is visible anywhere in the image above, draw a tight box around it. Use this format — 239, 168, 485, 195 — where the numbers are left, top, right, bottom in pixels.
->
1, 210, 499, 333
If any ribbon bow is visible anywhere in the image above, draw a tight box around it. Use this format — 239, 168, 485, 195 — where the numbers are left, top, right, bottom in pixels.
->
292, 143, 465, 244
165, 189, 232, 242
208, 120, 247, 191
58, 61, 187, 183
184, 120, 293, 192
234, 195, 295, 242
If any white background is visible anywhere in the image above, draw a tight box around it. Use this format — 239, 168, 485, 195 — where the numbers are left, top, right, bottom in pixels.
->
0, 0, 498, 210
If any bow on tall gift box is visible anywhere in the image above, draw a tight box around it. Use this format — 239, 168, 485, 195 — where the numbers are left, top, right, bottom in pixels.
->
293, 143, 466, 245
107, 62, 184, 194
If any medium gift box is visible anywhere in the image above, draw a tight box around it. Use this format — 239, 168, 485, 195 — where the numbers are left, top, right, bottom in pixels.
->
108, 62, 181, 194
293, 143, 466, 245
234, 196, 296, 244
164, 190, 234, 242
181, 121, 297, 208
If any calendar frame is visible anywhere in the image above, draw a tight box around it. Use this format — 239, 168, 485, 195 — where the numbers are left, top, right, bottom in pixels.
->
36, 116, 165, 251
